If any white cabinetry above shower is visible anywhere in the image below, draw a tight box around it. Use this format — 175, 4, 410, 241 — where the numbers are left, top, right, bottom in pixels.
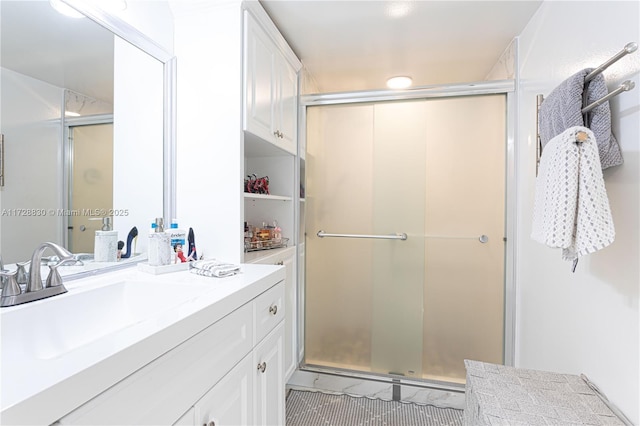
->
244, 12, 298, 156
242, 3, 301, 264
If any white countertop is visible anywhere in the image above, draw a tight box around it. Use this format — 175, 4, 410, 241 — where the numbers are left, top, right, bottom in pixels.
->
0, 263, 285, 425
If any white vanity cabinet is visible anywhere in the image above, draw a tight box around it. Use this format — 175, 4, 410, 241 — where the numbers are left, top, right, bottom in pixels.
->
191, 282, 285, 426
57, 275, 285, 426
247, 246, 297, 382
244, 11, 298, 155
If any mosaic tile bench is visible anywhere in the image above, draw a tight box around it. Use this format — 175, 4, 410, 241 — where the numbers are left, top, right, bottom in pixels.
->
463, 360, 628, 425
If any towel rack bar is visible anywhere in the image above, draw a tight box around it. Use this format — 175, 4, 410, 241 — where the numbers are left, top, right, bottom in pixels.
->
316, 230, 407, 240
584, 42, 638, 83
425, 234, 489, 243
581, 80, 636, 114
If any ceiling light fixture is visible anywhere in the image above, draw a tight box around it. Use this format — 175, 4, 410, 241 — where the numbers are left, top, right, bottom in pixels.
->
386, 76, 413, 89
386, 1, 414, 18
65, 111, 81, 117
49, 0, 85, 18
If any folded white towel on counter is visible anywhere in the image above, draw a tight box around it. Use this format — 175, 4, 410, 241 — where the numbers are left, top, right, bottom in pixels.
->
189, 259, 241, 278
531, 126, 615, 261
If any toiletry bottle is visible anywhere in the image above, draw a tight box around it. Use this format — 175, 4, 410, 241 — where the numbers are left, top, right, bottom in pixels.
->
169, 219, 187, 262
94, 217, 118, 262
148, 217, 171, 266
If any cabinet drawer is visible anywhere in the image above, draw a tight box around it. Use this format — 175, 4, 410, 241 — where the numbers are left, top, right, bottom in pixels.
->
253, 281, 284, 345
59, 303, 253, 426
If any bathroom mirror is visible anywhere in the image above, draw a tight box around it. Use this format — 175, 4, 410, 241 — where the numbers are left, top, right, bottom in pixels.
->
0, 0, 176, 267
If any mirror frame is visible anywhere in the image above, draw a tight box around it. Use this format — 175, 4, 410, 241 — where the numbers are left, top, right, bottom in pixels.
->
62, 0, 176, 223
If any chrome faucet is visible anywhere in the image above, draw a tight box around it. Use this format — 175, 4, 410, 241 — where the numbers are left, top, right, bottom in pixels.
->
27, 242, 74, 292
0, 242, 75, 307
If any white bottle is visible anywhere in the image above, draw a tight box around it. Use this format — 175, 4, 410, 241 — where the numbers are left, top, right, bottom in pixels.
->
94, 217, 118, 262
148, 217, 172, 266
169, 219, 187, 262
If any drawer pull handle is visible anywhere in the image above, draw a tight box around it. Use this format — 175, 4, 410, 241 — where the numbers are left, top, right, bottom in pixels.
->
257, 361, 267, 373
269, 305, 278, 315
275, 261, 284, 266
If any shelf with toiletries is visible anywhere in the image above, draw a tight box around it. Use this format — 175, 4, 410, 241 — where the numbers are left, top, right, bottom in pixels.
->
243, 136, 295, 259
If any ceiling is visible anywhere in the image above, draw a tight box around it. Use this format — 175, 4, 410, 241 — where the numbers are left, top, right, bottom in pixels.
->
260, 0, 543, 93
1, 0, 114, 104
2, 1, 544, 100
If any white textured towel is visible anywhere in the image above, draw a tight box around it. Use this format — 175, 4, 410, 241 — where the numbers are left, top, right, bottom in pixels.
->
189, 259, 241, 278
532, 126, 615, 261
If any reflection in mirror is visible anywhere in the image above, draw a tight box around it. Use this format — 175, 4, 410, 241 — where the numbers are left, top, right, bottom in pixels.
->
0, 0, 169, 270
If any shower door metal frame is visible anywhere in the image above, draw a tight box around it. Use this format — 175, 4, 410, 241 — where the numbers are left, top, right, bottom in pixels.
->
295, 79, 518, 392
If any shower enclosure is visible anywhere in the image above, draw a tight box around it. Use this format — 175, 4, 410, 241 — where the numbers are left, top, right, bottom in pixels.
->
301, 85, 513, 386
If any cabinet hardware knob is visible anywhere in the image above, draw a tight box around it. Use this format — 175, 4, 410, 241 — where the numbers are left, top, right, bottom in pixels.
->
269, 304, 278, 315
257, 361, 267, 373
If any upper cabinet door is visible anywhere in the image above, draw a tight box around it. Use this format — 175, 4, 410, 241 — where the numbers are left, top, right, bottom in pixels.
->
244, 11, 297, 155
245, 13, 276, 144
276, 54, 298, 154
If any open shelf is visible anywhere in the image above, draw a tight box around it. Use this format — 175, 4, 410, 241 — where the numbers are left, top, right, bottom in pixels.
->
244, 193, 292, 202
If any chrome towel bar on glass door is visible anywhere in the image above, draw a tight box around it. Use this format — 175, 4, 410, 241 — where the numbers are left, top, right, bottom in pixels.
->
425, 234, 489, 243
316, 230, 408, 240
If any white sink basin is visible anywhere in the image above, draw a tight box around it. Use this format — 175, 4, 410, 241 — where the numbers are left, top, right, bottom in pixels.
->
1, 279, 210, 360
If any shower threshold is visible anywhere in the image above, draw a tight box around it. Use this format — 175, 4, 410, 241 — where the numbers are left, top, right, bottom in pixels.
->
288, 365, 466, 410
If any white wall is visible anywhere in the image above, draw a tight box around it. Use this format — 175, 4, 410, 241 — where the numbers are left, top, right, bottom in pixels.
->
112, 36, 164, 254
0, 68, 63, 263
516, 1, 640, 423
171, 1, 244, 264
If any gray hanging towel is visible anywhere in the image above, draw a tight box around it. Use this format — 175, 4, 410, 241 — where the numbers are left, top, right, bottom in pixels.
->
538, 68, 623, 169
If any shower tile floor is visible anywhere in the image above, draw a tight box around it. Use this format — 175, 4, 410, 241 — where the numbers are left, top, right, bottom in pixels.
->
285, 389, 464, 426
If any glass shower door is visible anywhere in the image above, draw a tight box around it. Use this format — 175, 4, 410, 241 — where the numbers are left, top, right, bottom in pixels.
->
304, 94, 506, 385
304, 101, 427, 379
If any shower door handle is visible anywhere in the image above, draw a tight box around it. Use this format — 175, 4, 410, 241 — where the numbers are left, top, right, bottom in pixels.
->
316, 230, 407, 240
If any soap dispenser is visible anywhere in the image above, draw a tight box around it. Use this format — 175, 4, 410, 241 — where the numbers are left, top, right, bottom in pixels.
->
148, 217, 171, 266
94, 217, 118, 262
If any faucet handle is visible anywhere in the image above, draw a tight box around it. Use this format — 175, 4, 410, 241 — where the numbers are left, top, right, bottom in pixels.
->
45, 258, 75, 288
0, 270, 22, 297
15, 262, 29, 286
46, 265, 63, 288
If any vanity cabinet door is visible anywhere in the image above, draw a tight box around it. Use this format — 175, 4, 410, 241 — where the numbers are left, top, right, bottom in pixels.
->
194, 353, 254, 426
254, 322, 285, 426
